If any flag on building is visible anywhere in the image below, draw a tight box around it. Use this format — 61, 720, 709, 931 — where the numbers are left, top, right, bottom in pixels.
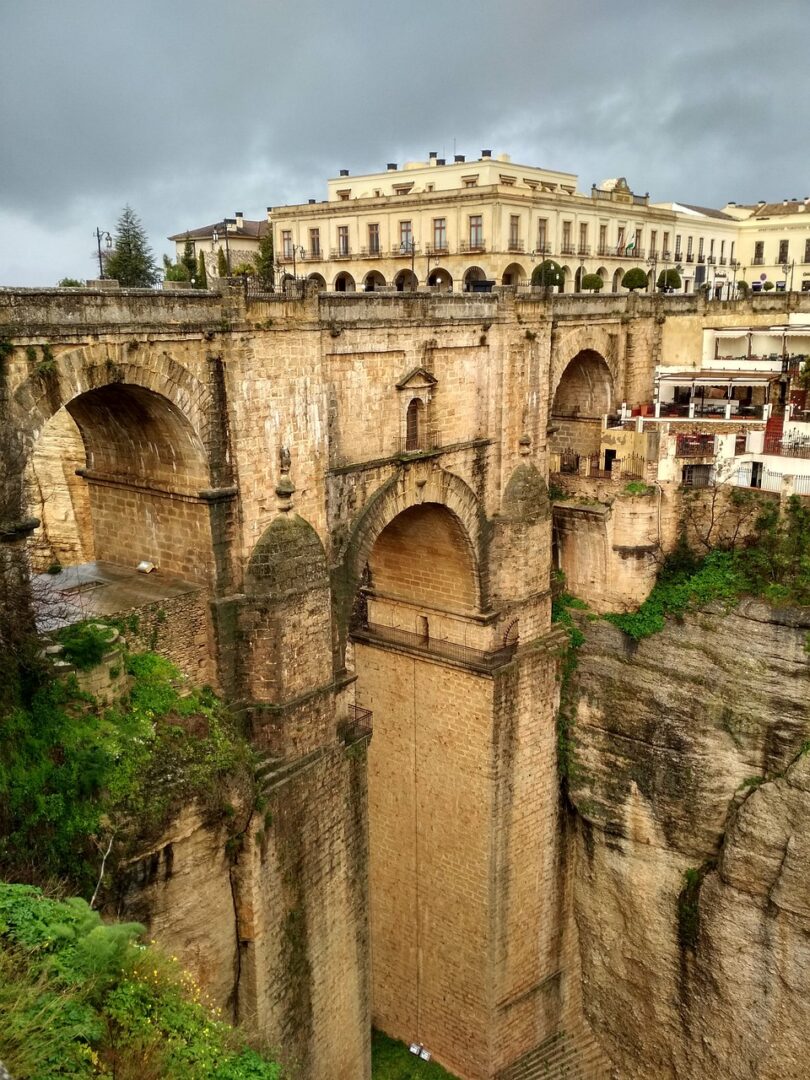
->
626, 229, 636, 252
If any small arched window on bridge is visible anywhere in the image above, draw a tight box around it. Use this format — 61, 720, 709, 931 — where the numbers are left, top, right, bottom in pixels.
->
406, 397, 425, 451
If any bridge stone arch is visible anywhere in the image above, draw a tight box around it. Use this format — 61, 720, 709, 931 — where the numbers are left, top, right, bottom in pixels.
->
333, 463, 487, 660
550, 323, 621, 407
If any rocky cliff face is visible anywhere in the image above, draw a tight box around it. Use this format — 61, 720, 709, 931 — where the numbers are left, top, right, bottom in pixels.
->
568, 600, 810, 1079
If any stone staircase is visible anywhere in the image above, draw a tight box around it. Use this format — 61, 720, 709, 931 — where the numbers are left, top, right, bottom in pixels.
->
495, 1030, 614, 1080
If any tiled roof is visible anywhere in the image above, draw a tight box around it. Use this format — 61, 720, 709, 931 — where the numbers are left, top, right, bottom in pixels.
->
678, 203, 737, 221
168, 219, 268, 242
751, 201, 810, 218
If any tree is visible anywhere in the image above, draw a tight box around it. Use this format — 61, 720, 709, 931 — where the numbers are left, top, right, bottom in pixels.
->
104, 206, 159, 287
196, 251, 208, 290
180, 235, 197, 281
763, 280, 775, 292
657, 268, 682, 292
581, 273, 604, 292
254, 227, 275, 288
217, 248, 228, 278
57, 278, 83, 288
231, 262, 255, 278
621, 267, 648, 291
736, 279, 750, 297
531, 260, 564, 288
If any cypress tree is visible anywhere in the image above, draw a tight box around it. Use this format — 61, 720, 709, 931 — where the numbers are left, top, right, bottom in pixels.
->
197, 251, 208, 289
217, 248, 228, 278
181, 235, 197, 281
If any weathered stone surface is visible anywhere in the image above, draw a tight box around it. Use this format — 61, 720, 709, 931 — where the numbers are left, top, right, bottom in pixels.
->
569, 603, 810, 1079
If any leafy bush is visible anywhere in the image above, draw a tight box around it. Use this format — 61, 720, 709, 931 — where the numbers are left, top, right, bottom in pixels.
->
0, 645, 258, 893
580, 273, 604, 292
0, 883, 281, 1079
58, 278, 84, 288
736, 279, 750, 297
621, 267, 648, 291
763, 280, 775, 291
605, 496, 810, 640
57, 622, 115, 670
531, 260, 564, 288
657, 268, 682, 291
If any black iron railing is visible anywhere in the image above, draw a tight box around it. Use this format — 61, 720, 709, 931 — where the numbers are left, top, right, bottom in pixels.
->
676, 434, 716, 458
338, 704, 373, 745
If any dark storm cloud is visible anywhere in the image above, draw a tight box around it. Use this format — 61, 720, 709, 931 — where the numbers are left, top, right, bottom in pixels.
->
1, 0, 808, 284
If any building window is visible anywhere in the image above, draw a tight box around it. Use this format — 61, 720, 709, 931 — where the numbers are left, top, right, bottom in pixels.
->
337, 190, 351, 201
650, 230, 657, 256
282, 230, 293, 259
804, 239, 810, 263
634, 228, 642, 252
675, 234, 682, 257
463, 178, 477, 188
730, 241, 735, 262
710, 238, 715, 256
538, 218, 549, 253
779, 239, 789, 263
469, 215, 483, 248
599, 223, 608, 254
754, 240, 764, 264
663, 231, 670, 256
698, 237, 704, 258
720, 239, 725, 260
433, 218, 447, 251
562, 220, 572, 252
579, 222, 588, 252
368, 223, 380, 254
509, 215, 520, 248
399, 220, 413, 251
687, 236, 694, 257
309, 228, 320, 257
337, 225, 349, 256
406, 397, 425, 451
616, 226, 625, 252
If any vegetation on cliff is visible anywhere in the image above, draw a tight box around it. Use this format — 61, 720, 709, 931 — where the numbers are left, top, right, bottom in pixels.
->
372, 1030, 457, 1078
0, 621, 258, 900
0, 883, 280, 1079
606, 495, 810, 640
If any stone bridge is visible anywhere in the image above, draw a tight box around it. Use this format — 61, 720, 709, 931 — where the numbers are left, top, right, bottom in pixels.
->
0, 286, 803, 1080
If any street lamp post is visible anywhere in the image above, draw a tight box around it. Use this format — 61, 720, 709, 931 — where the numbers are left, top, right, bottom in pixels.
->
94, 228, 112, 279
782, 259, 795, 292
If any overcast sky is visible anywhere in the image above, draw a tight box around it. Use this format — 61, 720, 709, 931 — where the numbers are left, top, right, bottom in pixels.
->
1, 1, 808, 286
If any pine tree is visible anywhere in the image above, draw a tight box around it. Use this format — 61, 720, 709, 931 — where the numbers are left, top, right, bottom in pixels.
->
181, 235, 197, 281
104, 206, 159, 287
254, 227, 275, 288
217, 248, 228, 278
197, 251, 208, 290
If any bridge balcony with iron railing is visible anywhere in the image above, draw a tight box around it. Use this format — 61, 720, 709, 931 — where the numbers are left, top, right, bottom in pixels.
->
359, 245, 383, 258
303, 249, 321, 261
719, 256, 727, 265
337, 704, 373, 746
352, 622, 517, 672
330, 247, 352, 260
698, 254, 706, 264
577, 245, 591, 256
425, 243, 449, 256
390, 244, 421, 257
560, 244, 576, 256
459, 240, 487, 253
534, 242, 552, 257
685, 253, 695, 263
507, 239, 525, 252
763, 436, 810, 458
396, 429, 442, 456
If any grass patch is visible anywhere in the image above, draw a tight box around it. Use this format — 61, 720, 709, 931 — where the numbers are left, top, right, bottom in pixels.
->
372, 1030, 458, 1079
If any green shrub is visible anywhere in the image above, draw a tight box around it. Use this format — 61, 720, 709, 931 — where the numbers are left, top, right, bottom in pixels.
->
0, 884, 281, 1079
657, 268, 682, 291
621, 267, 648, 291
581, 273, 604, 292
58, 278, 84, 288
763, 280, 775, 292
372, 1029, 458, 1078
57, 622, 114, 670
736, 279, 750, 297
530, 260, 564, 288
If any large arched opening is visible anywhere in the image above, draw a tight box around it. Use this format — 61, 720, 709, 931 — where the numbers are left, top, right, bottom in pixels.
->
394, 269, 418, 292
427, 267, 453, 292
463, 265, 486, 291
549, 349, 614, 458
349, 498, 495, 1066
307, 272, 327, 290
334, 271, 356, 292
501, 262, 526, 286
363, 270, 387, 292
25, 381, 216, 636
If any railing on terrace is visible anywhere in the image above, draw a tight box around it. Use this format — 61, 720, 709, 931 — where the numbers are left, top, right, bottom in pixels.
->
331, 247, 352, 259
560, 244, 576, 256
736, 463, 783, 492
676, 434, 716, 457
459, 240, 486, 253
354, 623, 517, 670
359, 246, 383, 258
558, 449, 580, 474
425, 243, 449, 256
395, 429, 442, 455
658, 402, 692, 417
764, 436, 810, 458
507, 240, 525, 252
337, 704, 373, 746
577, 245, 590, 256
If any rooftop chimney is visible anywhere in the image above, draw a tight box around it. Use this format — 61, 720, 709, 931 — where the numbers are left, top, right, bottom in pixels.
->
481, 149, 492, 158
429, 151, 437, 159
308, 198, 316, 204
436, 158, 446, 166
339, 169, 349, 177
387, 162, 397, 171
235, 211, 244, 230
454, 154, 465, 163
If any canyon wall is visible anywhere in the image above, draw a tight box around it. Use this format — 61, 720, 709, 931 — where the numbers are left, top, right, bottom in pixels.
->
568, 600, 810, 1080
